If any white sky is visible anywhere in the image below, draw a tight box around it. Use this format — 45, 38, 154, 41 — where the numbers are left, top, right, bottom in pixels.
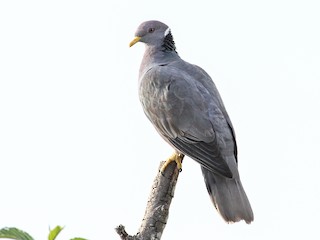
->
1, 0, 320, 239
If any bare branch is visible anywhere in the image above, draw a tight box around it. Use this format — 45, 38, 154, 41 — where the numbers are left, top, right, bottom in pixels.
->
115, 158, 183, 240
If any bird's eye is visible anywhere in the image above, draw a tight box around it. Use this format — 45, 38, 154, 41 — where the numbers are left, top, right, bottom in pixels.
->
148, 28, 155, 33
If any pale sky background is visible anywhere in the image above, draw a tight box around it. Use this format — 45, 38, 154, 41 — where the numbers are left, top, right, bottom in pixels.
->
1, 0, 320, 239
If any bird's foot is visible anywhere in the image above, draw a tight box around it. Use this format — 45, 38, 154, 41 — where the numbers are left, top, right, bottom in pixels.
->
160, 152, 184, 173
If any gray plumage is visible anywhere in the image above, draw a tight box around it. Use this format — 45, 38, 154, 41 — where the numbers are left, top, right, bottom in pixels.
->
130, 20, 254, 223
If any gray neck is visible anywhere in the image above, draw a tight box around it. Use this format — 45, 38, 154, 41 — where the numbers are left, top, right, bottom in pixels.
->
139, 45, 180, 77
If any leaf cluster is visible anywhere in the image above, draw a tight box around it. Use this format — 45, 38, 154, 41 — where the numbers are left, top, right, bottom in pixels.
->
0, 226, 87, 240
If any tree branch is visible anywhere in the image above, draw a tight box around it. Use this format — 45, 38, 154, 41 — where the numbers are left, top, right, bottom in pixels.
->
115, 157, 183, 240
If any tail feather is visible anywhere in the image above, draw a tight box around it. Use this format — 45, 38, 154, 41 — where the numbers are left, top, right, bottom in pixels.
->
201, 166, 254, 224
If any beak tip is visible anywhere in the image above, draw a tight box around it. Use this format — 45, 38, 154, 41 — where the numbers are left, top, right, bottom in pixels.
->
129, 36, 141, 48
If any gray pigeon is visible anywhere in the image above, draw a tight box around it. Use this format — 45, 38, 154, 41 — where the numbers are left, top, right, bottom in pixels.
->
130, 20, 254, 224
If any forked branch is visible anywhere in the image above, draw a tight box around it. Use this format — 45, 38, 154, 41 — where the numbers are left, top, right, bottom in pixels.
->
115, 157, 183, 240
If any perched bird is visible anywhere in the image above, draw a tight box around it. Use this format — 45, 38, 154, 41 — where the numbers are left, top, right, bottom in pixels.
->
129, 20, 254, 224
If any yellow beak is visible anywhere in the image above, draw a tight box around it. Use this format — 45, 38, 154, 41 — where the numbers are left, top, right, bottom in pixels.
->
129, 36, 141, 47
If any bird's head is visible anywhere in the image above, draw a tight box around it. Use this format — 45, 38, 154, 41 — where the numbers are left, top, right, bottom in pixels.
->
129, 20, 176, 52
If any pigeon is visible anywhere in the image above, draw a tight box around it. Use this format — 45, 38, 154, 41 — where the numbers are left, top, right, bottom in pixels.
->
129, 20, 254, 224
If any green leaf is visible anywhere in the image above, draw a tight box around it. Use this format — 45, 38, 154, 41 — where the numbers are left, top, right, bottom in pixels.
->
48, 226, 64, 240
0, 227, 34, 240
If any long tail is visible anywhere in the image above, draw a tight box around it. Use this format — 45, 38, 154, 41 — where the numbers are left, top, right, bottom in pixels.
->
201, 166, 254, 224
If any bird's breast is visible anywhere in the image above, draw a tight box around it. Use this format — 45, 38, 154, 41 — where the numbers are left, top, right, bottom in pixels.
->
138, 73, 179, 138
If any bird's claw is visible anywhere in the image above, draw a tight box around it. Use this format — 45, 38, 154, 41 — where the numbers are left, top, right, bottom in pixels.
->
160, 152, 184, 173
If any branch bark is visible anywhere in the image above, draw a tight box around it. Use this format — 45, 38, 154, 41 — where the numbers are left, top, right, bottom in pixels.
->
115, 157, 183, 240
